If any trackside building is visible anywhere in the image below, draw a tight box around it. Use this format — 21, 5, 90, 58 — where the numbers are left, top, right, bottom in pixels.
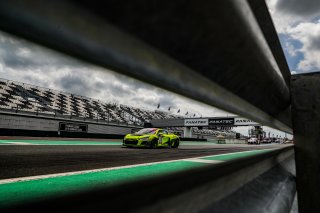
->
150, 117, 259, 137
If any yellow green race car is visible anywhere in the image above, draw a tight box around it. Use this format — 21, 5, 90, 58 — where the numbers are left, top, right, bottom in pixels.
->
123, 128, 180, 148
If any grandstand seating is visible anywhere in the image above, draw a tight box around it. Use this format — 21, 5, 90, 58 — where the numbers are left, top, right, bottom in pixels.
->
0, 78, 239, 137
0, 78, 182, 124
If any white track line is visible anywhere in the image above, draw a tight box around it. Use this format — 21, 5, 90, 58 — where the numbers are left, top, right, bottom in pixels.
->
2, 142, 31, 145
0, 148, 274, 185
183, 159, 223, 164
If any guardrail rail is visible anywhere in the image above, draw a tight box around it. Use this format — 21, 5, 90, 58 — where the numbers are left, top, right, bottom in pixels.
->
1, 0, 317, 212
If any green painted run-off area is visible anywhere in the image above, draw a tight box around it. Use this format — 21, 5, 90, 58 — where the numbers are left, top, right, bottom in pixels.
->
0, 144, 272, 208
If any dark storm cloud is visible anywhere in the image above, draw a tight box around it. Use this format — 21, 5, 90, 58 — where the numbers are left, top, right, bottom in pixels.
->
56, 71, 139, 102
115, 74, 152, 91
56, 74, 93, 97
94, 81, 105, 90
108, 82, 134, 97
0, 30, 156, 101
309, 35, 320, 51
0, 31, 208, 115
0, 32, 80, 69
276, 0, 320, 17
158, 94, 175, 107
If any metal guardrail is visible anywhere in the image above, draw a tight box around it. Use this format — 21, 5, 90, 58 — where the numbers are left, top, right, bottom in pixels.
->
291, 72, 320, 212
0, 0, 292, 133
0, 0, 299, 212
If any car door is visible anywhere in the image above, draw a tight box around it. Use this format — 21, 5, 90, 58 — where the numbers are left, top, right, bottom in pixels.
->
158, 130, 170, 146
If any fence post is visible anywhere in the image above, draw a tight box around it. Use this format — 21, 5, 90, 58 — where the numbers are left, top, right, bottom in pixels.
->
291, 72, 320, 213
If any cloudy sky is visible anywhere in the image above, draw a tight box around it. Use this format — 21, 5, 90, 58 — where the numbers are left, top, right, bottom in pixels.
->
0, 0, 317, 137
0, 31, 229, 117
266, 0, 320, 73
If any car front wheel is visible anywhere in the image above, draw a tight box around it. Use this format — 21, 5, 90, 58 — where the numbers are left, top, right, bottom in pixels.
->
171, 139, 180, 148
150, 139, 158, 149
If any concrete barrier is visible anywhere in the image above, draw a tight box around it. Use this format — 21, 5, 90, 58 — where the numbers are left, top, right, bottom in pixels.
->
225, 139, 246, 144
206, 139, 246, 144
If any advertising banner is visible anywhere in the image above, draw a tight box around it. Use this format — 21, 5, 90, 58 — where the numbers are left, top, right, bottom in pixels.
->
184, 119, 209, 126
234, 117, 259, 126
59, 122, 88, 132
208, 118, 234, 126
184, 117, 259, 126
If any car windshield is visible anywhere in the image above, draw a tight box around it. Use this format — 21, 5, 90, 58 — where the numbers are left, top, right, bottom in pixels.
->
133, 128, 158, 135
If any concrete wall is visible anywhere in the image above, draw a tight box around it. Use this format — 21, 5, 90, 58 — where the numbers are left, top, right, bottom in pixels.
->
88, 123, 133, 135
217, 139, 246, 144
150, 118, 184, 127
0, 114, 59, 131
0, 112, 137, 136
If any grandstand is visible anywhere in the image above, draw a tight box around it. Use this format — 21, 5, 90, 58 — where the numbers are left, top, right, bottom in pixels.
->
0, 78, 180, 123
0, 78, 239, 138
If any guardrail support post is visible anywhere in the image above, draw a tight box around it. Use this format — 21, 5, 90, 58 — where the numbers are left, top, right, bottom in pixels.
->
291, 72, 320, 213
183, 127, 192, 138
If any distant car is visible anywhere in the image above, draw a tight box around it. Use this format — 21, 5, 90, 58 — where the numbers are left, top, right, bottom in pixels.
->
123, 128, 180, 148
261, 138, 271, 144
274, 139, 281, 143
248, 137, 260, 144
284, 139, 294, 144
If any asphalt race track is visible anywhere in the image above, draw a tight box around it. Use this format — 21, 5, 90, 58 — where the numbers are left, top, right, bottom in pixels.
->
0, 142, 287, 179
0, 139, 293, 209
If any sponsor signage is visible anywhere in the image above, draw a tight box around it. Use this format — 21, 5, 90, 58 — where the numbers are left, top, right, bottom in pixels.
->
184, 119, 208, 126
59, 122, 88, 132
183, 117, 259, 127
234, 117, 259, 126
208, 118, 234, 126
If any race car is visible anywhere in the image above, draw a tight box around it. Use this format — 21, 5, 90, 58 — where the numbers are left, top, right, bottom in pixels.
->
123, 128, 180, 148
247, 137, 260, 144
